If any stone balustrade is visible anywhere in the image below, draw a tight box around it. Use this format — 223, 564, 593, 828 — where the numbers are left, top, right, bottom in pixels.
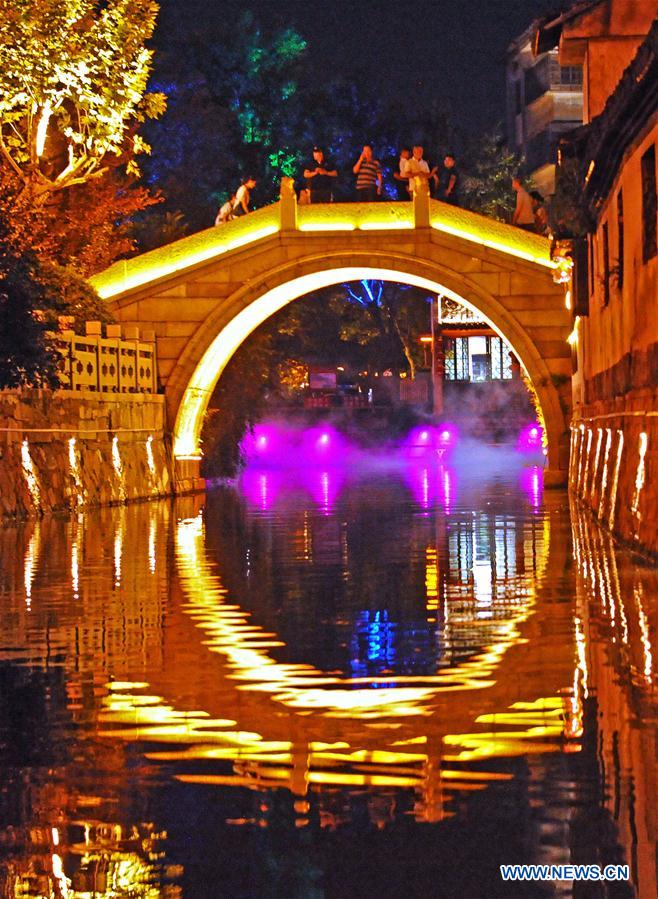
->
52, 320, 158, 394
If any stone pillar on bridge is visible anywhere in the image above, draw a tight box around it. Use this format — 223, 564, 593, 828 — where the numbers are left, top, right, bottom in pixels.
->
412, 175, 430, 228
280, 177, 298, 232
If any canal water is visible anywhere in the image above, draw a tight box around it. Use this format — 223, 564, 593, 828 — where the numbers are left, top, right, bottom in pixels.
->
0, 447, 655, 897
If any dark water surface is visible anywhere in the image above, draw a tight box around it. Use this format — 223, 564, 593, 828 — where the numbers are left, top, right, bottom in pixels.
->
0, 453, 656, 897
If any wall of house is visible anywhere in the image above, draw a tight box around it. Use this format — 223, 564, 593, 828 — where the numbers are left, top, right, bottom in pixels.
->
571, 111, 658, 553
560, 0, 658, 121
0, 390, 172, 519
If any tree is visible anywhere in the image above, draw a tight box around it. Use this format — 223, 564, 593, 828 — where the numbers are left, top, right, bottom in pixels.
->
0, 0, 166, 202
341, 280, 429, 379
461, 127, 521, 221
0, 254, 58, 388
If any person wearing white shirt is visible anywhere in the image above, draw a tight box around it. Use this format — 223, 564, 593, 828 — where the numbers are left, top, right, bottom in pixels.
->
405, 146, 435, 195
394, 147, 411, 200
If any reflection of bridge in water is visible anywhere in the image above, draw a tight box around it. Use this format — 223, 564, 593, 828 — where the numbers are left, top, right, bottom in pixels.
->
96, 487, 578, 826
1, 486, 657, 895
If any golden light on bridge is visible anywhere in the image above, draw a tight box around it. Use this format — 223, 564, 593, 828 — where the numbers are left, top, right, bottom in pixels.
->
171, 266, 540, 460
92, 199, 555, 302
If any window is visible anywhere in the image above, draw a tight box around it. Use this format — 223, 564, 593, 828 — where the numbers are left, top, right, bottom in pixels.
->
559, 65, 582, 85
641, 145, 657, 263
617, 189, 624, 289
602, 222, 610, 306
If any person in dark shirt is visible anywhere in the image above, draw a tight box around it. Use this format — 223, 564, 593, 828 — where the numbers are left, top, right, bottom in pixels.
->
353, 144, 382, 201
303, 146, 338, 203
438, 154, 460, 205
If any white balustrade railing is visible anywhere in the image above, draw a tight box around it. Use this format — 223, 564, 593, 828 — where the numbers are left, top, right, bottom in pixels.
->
51, 320, 157, 394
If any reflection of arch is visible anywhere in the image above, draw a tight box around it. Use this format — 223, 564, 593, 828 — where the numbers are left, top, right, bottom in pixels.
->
167, 253, 568, 475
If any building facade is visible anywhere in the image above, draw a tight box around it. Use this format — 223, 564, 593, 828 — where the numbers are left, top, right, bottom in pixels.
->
506, 23, 583, 196
541, 1, 658, 552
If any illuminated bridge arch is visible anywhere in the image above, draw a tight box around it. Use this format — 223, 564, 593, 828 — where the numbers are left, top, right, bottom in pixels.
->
92, 181, 572, 488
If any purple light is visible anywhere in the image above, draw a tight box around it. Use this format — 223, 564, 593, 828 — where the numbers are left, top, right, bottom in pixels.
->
301, 426, 344, 463
419, 430, 429, 442
520, 465, 543, 510
240, 468, 283, 511
303, 467, 345, 514
241, 423, 285, 465
517, 422, 544, 454
437, 423, 458, 451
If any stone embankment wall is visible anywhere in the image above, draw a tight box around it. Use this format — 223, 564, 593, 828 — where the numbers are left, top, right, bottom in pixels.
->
570, 393, 658, 556
0, 390, 172, 519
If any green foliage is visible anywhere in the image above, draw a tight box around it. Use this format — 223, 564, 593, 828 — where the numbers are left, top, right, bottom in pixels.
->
0, 0, 166, 196
551, 156, 592, 238
461, 127, 520, 221
0, 252, 58, 388
36, 261, 111, 330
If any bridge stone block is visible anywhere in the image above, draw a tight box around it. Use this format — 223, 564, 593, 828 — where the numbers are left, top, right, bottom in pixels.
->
510, 273, 559, 295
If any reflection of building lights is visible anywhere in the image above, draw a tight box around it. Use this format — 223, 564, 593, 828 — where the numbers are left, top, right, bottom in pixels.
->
148, 516, 157, 574
71, 531, 79, 599
608, 430, 624, 530
114, 516, 123, 587
146, 435, 156, 475
631, 432, 648, 520
590, 428, 603, 501
574, 616, 588, 699
598, 429, 612, 520
24, 522, 40, 609
635, 585, 653, 683
567, 317, 580, 346
581, 428, 593, 499
425, 546, 439, 612
21, 439, 41, 509
565, 289, 571, 310
442, 468, 452, 513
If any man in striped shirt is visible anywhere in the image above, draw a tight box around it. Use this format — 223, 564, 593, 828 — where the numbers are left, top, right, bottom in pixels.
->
353, 145, 382, 201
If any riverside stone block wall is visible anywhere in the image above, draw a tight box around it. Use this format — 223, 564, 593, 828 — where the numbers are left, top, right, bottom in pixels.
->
570, 391, 658, 555
0, 390, 172, 519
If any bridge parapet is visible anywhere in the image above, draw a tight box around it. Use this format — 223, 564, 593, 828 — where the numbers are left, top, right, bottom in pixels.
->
51, 321, 157, 394
92, 181, 556, 303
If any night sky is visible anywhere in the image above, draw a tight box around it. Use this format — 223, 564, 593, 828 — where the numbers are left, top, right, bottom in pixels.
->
159, 0, 564, 133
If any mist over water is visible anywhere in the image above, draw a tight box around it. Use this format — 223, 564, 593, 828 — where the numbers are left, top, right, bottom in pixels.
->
235, 418, 546, 514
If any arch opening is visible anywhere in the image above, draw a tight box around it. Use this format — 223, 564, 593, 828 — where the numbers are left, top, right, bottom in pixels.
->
172, 265, 566, 473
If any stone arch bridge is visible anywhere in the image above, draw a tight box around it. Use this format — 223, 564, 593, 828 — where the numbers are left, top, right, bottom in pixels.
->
91, 181, 571, 490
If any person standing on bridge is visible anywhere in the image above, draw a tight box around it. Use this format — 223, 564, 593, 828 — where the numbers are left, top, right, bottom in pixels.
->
393, 147, 411, 200
406, 146, 435, 196
437, 153, 460, 205
353, 144, 382, 201
304, 147, 338, 203
511, 177, 536, 231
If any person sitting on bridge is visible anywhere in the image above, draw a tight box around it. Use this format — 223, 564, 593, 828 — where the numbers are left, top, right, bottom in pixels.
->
304, 146, 338, 203
214, 175, 257, 225
353, 144, 382, 201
